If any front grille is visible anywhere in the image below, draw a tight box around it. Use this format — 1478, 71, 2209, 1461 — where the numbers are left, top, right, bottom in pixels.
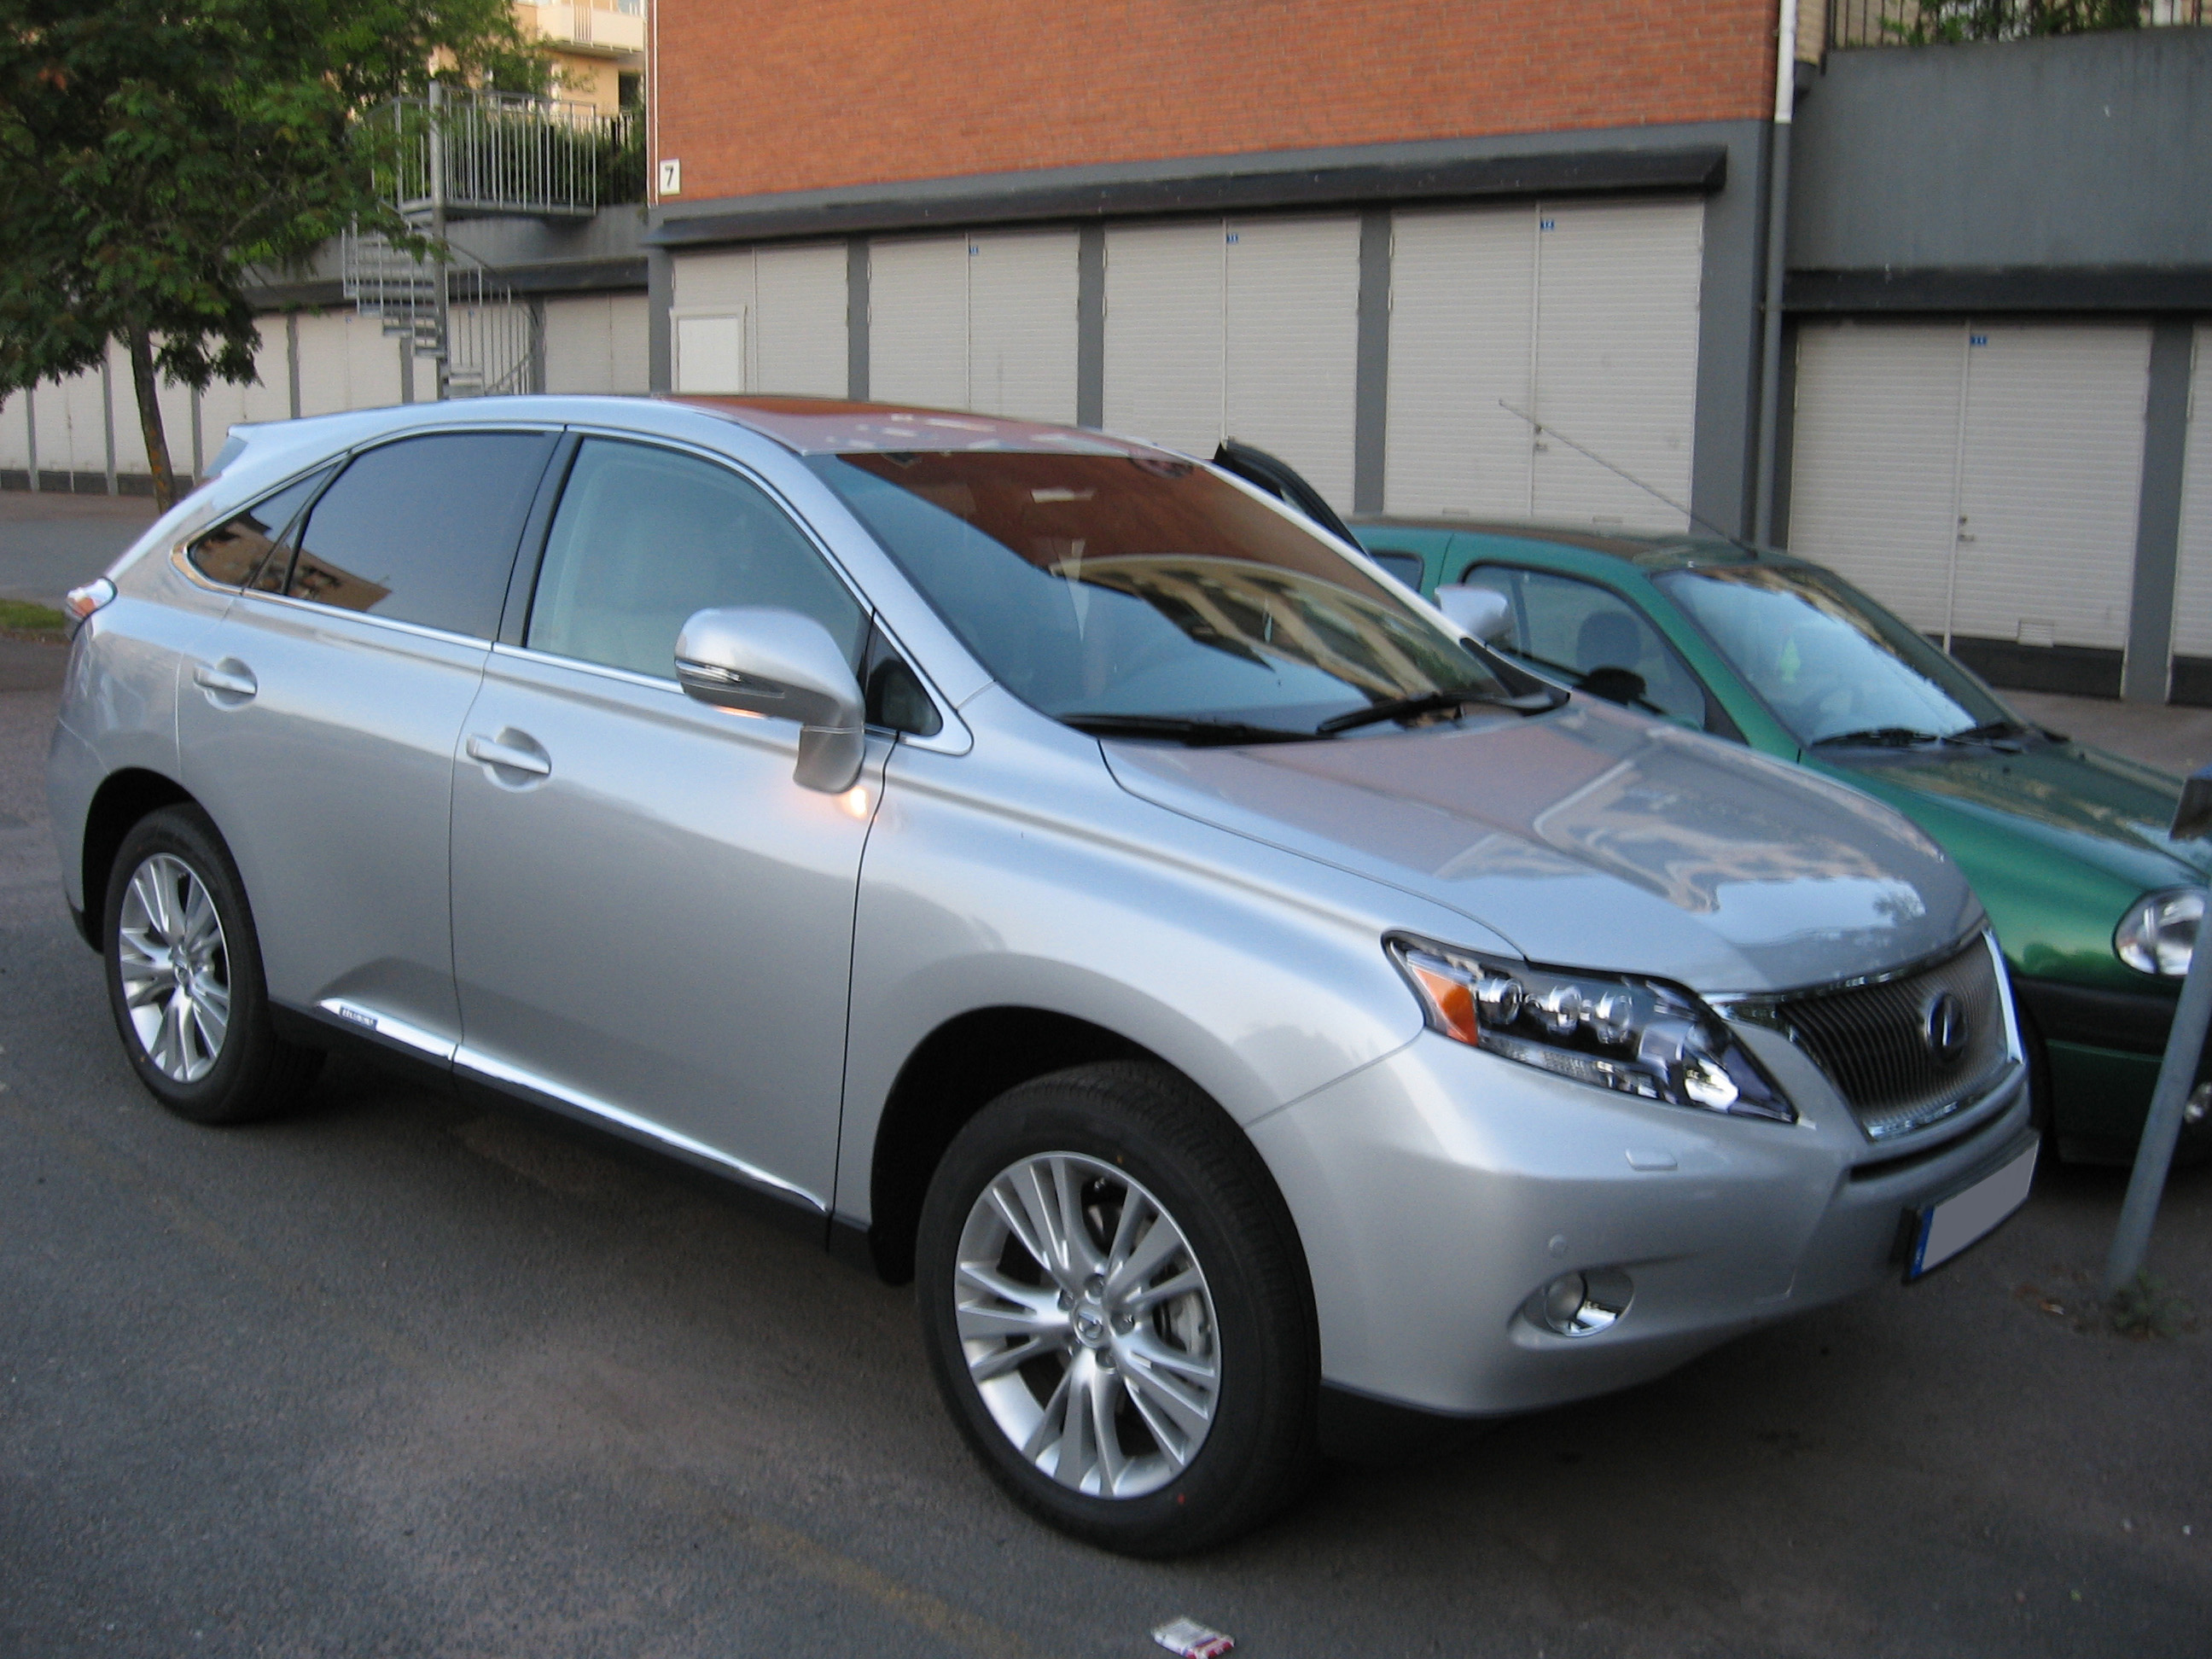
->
1735, 938, 2010, 1141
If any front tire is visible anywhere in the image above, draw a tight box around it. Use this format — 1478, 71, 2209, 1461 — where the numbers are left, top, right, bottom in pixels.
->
916, 1062, 1317, 1556
102, 805, 322, 1125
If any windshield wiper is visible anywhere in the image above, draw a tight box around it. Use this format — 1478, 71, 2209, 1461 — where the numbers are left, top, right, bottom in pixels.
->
1060, 713, 1320, 747
1316, 684, 1561, 736
1811, 726, 1945, 749
1942, 719, 2030, 746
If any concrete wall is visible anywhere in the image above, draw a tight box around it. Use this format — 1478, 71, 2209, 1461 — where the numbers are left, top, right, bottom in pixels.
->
1790, 29, 2212, 276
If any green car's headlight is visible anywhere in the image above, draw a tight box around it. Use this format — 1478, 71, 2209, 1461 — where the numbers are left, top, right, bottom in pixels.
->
1386, 934, 1794, 1122
2116, 887, 2203, 977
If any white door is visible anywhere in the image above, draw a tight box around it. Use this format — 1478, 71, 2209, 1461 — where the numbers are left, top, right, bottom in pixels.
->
542, 294, 650, 394
2163, 323, 2210, 665
1224, 215, 1360, 510
1103, 220, 1225, 458
675, 311, 745, 393
869, 236, 969, 409
966, 230, 1079, 424
1383, 197, 1703, 529
1790, 319, 2151, 652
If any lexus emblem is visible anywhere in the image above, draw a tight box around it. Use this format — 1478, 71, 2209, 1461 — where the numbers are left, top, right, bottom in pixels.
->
1924, 991, 1969, 1065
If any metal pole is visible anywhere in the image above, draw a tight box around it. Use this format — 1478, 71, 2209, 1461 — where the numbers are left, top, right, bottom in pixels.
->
429, 79, 450, 401
2103, 765, 2212, 1298
101, 347, 117, 495
1752, 0, 1799, 546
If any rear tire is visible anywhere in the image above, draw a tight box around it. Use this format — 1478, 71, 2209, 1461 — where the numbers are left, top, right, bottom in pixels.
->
916, 1061, 1317, 1556
102, 805, 322, 1125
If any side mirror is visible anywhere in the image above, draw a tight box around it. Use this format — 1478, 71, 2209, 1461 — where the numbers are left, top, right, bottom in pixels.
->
675, 607, 866, 793
1435, 584, 1514, 647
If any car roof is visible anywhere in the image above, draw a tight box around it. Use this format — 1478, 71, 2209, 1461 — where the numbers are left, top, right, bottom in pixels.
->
1350, 514, 1786, 573
669, 394, 1167, 458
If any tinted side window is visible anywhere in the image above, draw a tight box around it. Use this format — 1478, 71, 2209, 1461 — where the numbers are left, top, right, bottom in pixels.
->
527, 439, 865, 680
285, 433, 555, 637
1367, 549, 1425, 590
1464, 565, 1708, 727
187, 468, 329, 588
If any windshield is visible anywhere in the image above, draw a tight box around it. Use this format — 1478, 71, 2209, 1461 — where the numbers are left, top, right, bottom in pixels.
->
806, 451, 1505, 735
1655, 563, 2016, 749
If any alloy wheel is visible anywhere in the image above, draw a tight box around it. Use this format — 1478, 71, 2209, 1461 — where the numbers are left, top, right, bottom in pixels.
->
953, 1151, 1220, 1499
115, 853, 231, 1084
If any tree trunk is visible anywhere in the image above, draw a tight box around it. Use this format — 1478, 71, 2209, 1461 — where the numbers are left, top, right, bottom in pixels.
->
125, 325, 178, 512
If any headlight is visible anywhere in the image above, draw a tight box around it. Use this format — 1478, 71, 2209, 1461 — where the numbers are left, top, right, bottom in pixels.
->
1386, 934, 1794, 1122
2115, 887, 2203, 977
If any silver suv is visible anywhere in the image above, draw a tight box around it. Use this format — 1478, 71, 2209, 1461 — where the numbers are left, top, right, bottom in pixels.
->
49, 396, 2038, 1555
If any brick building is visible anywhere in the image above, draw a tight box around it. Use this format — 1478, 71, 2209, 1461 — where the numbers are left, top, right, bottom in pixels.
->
642, 0, 1800, 539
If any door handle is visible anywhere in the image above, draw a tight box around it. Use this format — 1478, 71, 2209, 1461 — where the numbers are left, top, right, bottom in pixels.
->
192, 660, 258, 701
466, 731, 552, 778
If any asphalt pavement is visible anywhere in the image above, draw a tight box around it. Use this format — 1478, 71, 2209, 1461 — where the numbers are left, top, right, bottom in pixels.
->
3, 509, 2210, 1658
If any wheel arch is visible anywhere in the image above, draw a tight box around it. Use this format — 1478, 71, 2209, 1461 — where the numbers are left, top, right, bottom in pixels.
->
864, 1005, 1181, 1284
78, 768, 198, 946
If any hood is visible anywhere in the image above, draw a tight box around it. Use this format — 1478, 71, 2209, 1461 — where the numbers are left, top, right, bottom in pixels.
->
1104, 703, 1982, 994
1823, 739, 2212, 892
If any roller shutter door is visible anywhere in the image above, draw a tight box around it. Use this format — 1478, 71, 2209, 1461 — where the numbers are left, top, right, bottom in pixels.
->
1384, 197, 1703, 530
1223, 216, 1359, 511
1103, 221, 1224, 460
543, 294, 649, 394
869, 237, 969, 410
2172, 323, 2212, 661
1790, 319, 2148, 652
672, 244, 847, 397
0, 392, 27, 474
967, 230, 1079, 424
1101, 215, 1359, 507
292, 311, 403, 416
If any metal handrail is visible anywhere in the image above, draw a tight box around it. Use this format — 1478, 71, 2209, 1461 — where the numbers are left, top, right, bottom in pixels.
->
381, 92, 635, 220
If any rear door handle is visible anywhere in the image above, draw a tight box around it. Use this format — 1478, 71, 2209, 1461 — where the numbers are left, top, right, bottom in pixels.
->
466, 731, 552, 779
192, 660, 258, 701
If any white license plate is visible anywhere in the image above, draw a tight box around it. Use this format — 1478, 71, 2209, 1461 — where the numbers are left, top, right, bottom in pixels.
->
1905, 1136, 2039, 1281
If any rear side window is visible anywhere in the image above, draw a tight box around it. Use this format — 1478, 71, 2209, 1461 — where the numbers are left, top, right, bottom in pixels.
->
282, 432, 556, 637
526, 438, 865, 680
186, 468, 329, 588
1366, 549, 1425, 590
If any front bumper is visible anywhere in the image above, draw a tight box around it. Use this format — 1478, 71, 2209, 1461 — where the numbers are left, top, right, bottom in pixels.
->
1248, 1027, 2032, 1417
2013, 975, 2211, 1161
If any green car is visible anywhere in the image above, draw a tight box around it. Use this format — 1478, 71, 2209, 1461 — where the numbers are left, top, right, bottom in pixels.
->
1347, 515, 2209, 1165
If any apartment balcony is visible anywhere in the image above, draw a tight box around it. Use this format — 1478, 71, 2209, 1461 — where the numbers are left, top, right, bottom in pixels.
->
1828, 0, 2207, 49
384, 93, 640, 221
520, 0, 646, 61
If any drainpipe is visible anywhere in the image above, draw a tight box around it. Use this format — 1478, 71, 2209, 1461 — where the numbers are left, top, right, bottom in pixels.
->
1752, 0, 1799, 547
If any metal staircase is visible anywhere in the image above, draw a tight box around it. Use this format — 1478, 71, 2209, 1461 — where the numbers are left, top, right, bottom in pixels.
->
340, 230, 536, 399
341, 88, 629, 399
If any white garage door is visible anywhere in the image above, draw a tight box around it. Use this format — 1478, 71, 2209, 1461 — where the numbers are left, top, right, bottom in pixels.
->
2174, 323, 2212, 661
1103, 215, 1359, 508
672, 243, 847, 396
1385, 197, 1703, 530
1790, 319, 2149, 652
867, 230, 1080, 422
543, 294, 649, 394
0, 390, 28, 474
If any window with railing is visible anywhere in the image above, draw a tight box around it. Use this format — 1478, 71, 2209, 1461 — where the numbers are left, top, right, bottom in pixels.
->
1829, 0, 2207, 48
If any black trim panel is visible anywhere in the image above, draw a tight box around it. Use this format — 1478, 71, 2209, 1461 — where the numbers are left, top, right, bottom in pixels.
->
649, 146, 1728, 249
1787, 265, 2212, 314
1947, 636, 2123, 700
2171, 655, 2212, 708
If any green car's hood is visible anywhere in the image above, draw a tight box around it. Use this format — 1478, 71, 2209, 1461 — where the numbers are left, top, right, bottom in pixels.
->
1818, 738, 2208, 992
1823, 739, 2209, 889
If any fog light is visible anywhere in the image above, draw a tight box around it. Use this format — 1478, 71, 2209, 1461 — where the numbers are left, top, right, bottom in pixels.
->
2186, 1082, 2210, 1128
1528, 1268, 1633, 1336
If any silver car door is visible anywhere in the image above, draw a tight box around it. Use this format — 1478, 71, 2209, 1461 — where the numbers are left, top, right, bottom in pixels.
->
448, 436, 880, 1215
177, 429, 558, 1059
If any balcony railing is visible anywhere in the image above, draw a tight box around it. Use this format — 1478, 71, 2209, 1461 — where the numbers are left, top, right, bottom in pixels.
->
1830, 0, 2207, 48
382, 91, 641, 221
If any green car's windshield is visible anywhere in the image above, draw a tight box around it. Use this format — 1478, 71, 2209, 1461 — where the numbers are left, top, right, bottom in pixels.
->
1654, 563, 2017, 749
806, 450, 1507, 736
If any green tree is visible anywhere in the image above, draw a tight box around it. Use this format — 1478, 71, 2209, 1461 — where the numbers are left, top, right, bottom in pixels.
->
0, 1, 544, 509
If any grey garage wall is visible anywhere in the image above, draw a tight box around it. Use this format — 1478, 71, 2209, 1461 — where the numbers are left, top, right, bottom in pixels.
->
1790, 29, 2212, 287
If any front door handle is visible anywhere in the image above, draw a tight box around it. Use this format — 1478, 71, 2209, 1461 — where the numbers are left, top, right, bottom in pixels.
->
192, 660, 258, 702
466, 731, 552, 779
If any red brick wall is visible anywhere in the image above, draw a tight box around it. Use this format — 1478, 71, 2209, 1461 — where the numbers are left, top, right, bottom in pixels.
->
653, 1, 1781, 205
